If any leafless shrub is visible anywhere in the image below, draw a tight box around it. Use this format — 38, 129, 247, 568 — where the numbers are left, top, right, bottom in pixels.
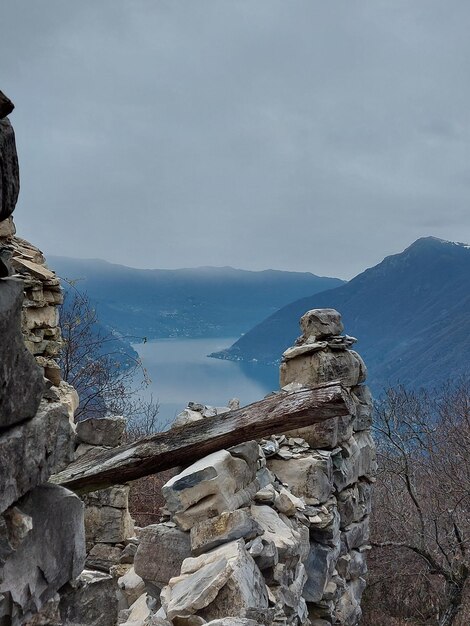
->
362, 380, 470, 626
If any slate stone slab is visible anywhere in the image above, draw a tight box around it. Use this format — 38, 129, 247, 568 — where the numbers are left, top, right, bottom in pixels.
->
0, 484, 85, 625
0, 277, 45, 429
0, 398, 75, 512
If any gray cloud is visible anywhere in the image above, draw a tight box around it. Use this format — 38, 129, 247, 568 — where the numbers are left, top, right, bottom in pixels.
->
1, 0, 470, 279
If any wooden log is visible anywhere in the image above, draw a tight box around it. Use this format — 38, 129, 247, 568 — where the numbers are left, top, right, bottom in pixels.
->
51, 382, 354, 493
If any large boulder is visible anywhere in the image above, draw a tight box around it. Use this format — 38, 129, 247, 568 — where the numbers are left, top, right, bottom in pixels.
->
83, 485, 134, 544
334, 577, 366, 626
161, 540, 268, 621
59, 569, 119, 626
162, 450, 257, 531
0, 485, 85, 624
0, 398, 75, 512
76, 416, 126, 447
267, 451, 333, 505
337, 481, 372, 528
351, 385, 373, 432
300, 309, 344, 339
190, 509, 263, 556
303, 542, 340, 603
0, 277, 45, 429
249, 505, 303, 566
86, 543, 123, 572
283, 414, 354, 450
280, 348, 366, 389
134, 524, 192, 594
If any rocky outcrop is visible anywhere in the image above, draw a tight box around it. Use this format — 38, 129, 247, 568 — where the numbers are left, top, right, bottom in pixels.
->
0, 92, 85, 625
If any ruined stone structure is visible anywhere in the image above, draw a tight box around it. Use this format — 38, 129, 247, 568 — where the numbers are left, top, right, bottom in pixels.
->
124, 309, 375, 626
0, 90, 375, 625
0, 92, 85, 625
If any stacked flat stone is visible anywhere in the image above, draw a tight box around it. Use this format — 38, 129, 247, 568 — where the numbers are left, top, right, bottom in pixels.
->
118, 311, 375, 626
9, 236, 64, 385
58, 415, 139, 626
133, 441, 311, 625
0, 93, 85, 625
278, 309, 376, 625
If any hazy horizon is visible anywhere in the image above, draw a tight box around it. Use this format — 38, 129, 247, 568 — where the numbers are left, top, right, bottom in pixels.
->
46, 234, 468, 282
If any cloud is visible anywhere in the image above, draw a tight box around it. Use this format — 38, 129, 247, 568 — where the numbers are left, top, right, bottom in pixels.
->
1, 0, 470, 279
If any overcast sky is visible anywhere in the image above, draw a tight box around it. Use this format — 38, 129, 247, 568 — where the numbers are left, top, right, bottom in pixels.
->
1, 1, 470, 279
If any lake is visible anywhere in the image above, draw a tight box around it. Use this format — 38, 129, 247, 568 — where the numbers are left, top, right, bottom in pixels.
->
132, 337, 279, 429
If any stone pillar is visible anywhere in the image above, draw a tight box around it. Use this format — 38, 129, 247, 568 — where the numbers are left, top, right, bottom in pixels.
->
277, 308, 376, 625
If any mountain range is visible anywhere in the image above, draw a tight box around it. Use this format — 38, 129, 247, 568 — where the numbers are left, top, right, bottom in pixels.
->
211, 237, 470, 391
49, 256, 343, 340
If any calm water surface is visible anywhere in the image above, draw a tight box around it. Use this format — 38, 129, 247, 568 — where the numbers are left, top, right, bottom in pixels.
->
133, 337, 279, 429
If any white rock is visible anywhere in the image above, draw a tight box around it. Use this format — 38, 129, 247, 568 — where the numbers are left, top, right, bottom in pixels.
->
273, 487, 305, 516
162, 540, 268, 621
119, 592, 151, 626
267, 452, 333, 505
76, 416, 126, 447
249, 505, 301, 566
172, 409, 204, 429
190, 509, 263, 555
162, 450, 256, 530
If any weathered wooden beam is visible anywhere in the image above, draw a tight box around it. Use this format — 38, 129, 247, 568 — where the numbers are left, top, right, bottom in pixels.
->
51, 382, 354, 493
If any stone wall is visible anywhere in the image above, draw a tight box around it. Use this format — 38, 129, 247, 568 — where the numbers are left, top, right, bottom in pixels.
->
0, 217, 64, 386
118, 309, 375, 626
0, 92, 85, 625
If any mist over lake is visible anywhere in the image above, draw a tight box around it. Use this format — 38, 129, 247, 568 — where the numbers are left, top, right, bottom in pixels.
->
133, 337, 279, 429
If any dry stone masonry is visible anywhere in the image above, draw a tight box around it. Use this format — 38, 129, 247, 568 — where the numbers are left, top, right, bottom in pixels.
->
122, 309, 375, 626
0, 88, 376, 625
0, 92, 85, 625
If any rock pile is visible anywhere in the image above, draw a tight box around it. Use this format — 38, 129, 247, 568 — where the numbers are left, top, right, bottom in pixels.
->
133, 441, 310, 625
0, 93, 85, 625
121, 309, 375, 626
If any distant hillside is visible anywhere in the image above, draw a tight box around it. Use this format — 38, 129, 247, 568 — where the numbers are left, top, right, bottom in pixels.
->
211, 238, 470, 391
49, 257, 344, 340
